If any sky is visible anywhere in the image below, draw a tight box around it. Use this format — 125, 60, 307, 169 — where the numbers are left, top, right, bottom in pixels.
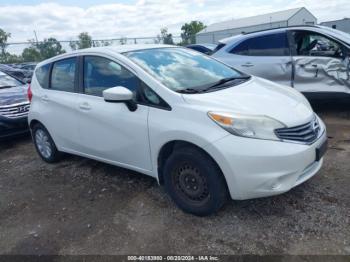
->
0, 0, 349, 43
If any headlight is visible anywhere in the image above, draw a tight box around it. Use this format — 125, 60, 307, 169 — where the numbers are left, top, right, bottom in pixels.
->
208, 112, 286, 141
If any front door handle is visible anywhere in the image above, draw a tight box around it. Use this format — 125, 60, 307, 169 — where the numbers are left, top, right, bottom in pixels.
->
79, 102, 91, 111
299, 64, 318, 77
241, 62, 254, 67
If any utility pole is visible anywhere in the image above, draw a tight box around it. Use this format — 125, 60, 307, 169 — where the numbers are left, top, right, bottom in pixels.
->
33, 30, 39, 45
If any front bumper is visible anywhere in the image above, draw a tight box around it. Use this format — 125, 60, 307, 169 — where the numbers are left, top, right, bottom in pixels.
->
204, 123, 327, 200
0, 116, 29, 139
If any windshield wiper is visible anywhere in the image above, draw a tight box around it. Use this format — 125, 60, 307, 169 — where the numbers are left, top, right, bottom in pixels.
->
177, 75, 251, 94
206, 76, 251, 90
0, 85, 16, 89
177, 88, 203, 94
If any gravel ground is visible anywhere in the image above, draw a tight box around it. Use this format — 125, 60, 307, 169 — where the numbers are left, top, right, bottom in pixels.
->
0, 101, 349, 255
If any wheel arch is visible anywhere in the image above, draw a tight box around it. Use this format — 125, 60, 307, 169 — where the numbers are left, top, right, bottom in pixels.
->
157, 140, 227, 187
29, 119, 43, 130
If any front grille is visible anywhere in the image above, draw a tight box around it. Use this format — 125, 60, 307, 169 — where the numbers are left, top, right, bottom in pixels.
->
0, 102, 30, 119
275, 117, 320, 144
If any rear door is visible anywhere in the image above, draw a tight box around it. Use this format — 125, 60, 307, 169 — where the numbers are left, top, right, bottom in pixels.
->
38, 57, 81, 151
76, 55, 152, 172
219, 32, 293, 86
290, 30, 350, 94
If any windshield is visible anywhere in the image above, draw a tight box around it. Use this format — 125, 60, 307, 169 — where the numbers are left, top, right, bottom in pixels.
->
0, 71, 22, 88
318, 26, 350, 45
124, 47, 244, 92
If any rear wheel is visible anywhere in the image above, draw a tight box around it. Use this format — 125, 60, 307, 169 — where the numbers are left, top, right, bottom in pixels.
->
32, 123, 61, 163
163, 146, 228, 216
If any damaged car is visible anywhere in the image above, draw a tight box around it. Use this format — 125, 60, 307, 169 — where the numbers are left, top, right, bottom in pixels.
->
28, 46, 327, 216
212, 25, 350, 98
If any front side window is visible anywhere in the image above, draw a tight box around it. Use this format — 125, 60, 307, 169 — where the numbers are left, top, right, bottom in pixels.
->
83, 56, 140, 97
231, 33, 290, 56
125, 48, 243, 92
292, 31, 344, 58
35, 63, 50, 89
0, 71, 22, 88
51, 58, 76, 92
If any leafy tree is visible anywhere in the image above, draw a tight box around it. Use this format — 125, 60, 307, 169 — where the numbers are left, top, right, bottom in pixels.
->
22, 46, 41, 62
158, 27, 174, 45
70, 32, 92, 50
180, 21, 206, 45
0, 28, 11, 59
36, 38, 65, 59
0, 53, 23, 63
20, 38, 65, 62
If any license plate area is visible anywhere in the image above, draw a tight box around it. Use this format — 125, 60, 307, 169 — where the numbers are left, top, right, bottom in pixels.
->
316, 139, 328, 161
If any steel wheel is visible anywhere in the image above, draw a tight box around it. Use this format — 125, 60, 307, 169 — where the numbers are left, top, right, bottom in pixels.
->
35, 129, 52, 159
172, 162, 210, 206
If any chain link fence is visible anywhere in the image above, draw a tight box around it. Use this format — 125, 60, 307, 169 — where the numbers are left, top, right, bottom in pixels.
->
5, 35, 183, 56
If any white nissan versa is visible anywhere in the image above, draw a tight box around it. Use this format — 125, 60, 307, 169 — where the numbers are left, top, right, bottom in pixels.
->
28, 45, 328, 216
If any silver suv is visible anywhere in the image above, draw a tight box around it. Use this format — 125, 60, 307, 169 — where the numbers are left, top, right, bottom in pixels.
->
212, 25, 350, 98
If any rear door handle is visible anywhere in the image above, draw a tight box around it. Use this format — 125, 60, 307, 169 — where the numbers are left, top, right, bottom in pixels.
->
241, 62, 254, 67
41, 95, 49, 102
79, 102, 91, 111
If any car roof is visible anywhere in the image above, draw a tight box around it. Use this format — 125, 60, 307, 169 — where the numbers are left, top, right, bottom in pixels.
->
36, 44, 177, 68
218, 25, 343, 44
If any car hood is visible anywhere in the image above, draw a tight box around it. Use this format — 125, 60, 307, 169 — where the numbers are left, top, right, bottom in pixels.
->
0, 85, 29, 106
182, 77, 314, 127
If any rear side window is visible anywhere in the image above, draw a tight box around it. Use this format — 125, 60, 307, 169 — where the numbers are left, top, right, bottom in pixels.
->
35, 64, 50, 89
50, 58, 76, 92
83, 56, 139, 97
231, 33, 290, 56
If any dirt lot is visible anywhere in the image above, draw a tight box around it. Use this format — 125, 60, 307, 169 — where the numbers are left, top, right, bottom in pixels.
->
0, 101, 349, 255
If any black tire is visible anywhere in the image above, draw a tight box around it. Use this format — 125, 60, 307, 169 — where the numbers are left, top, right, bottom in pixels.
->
32, 123, 61, 163
163, 146, 228, 216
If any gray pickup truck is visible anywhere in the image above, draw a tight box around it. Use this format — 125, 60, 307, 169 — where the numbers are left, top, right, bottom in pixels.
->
0, 70, 30, 140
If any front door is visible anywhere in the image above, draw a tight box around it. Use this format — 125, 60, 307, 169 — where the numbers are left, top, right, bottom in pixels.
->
219, 32, 293, 87
76, 55, 152, 172
290, 30, 350, 94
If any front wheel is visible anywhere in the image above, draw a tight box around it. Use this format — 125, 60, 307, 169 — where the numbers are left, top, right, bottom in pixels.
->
163, 146, 229, 216
32, 123, 61, 163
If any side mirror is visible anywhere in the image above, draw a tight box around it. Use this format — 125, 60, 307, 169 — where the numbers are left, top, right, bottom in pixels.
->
103, 86, 137, 112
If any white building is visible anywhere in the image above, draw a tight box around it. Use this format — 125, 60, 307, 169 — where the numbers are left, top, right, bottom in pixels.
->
196, 7, 317, 44
321, 18, 350, 34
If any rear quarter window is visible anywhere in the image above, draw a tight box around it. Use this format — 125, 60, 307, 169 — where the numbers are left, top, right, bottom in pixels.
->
35, 64, 50, 89
50, 58, 76, 92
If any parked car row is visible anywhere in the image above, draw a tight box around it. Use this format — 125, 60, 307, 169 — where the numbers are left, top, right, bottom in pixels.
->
5, 25, 349, 216
0, 70, 30, 140
27, 45, 327, 216
188, 25, 350, 99
0, 62, 36, 84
